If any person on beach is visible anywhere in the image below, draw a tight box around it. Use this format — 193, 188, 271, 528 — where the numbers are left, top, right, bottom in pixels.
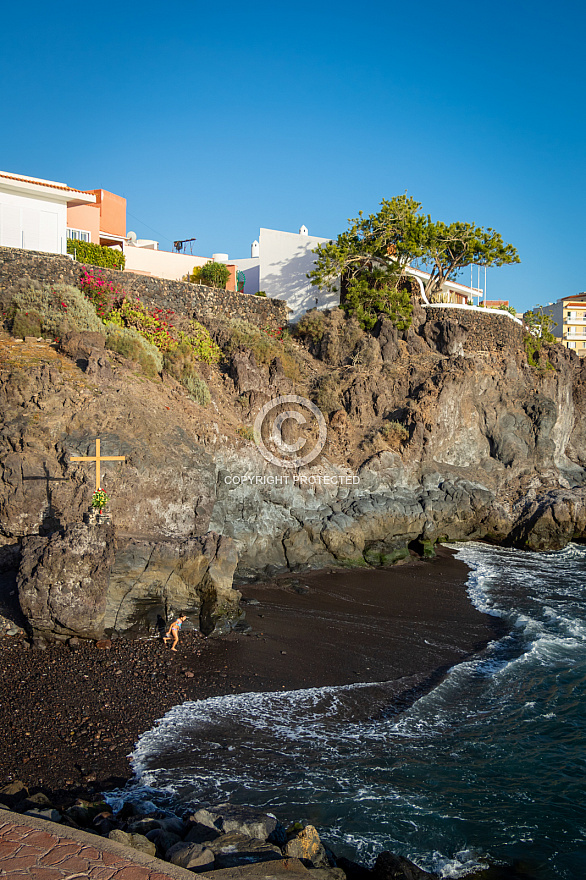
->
164, 614, 187, 652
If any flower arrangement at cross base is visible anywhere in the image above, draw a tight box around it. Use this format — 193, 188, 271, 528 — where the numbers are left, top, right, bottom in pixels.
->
91, 488, 110, 515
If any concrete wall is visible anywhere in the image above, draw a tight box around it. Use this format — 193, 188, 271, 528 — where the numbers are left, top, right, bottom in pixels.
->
124, 246, 208, 280
0, 246, 289, 329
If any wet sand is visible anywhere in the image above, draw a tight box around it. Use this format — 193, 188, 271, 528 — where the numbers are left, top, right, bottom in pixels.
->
0, 547, 504, 805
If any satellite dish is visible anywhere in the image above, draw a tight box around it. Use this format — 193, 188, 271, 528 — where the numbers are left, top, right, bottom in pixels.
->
126, 231, 137, 243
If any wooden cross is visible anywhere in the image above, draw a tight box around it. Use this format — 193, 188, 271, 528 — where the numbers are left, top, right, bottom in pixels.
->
70, 438, 126, 491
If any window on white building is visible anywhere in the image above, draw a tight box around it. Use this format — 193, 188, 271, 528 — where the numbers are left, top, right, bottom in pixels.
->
66, 227, 90, 242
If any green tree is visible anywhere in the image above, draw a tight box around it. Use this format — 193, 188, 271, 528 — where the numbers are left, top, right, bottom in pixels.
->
309, 195, 520, 313
308, 194, 425, 293
198, 261, 231, 289
524, 306, 557, 343
523, 305, 557, 370
422, 220, 520, 302
342, 269, 413, 331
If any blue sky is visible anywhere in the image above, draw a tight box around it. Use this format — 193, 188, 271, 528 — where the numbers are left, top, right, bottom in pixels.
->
2, 0, 584, 312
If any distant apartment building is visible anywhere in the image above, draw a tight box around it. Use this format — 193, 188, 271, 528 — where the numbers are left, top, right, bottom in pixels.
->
542, 293, 586, 356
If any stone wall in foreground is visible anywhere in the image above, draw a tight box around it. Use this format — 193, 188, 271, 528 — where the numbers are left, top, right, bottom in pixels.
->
0, 247, 289, 328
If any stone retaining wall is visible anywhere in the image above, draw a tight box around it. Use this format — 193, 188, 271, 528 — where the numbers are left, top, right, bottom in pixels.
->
424, 305, 525, 352
0, 247, 289, 328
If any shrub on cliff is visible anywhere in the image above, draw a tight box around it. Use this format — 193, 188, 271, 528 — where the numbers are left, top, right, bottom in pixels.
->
105, 326, 163, 377
181, 320, 222, 364
8, 282, 105, 340
313, 374, 343, 415
296, 308, 363, 366
223, 318, 300, 380
80, 268, 123, 320
380, 420, 409, 444
106, 296, 221, 365
524, 306, 557, 371
295, 309, 327, 344
106, 298, 176, 351
162, 338, 217, 398
185, 376, 211, 406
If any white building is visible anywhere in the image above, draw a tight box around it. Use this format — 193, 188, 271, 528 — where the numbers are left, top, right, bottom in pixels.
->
235, 226, 339, 321
0, 171, 96, 255
235, 225, 483, 321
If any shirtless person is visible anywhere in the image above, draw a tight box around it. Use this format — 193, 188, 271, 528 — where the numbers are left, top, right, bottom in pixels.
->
163, 614, 187, 652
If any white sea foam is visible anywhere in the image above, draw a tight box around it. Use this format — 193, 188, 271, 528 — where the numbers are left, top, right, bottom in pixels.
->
120, 542, 586, 880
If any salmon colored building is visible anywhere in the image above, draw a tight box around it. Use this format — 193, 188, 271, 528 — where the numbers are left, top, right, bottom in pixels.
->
67, 189, 126, 249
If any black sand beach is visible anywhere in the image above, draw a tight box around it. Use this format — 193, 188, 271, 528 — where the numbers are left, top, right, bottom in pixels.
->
0, 547, 504, 805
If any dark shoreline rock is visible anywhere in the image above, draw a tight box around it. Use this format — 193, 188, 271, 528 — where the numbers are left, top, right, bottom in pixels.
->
18, 523, 116, 642
16, 526, 242, 642
0, 785, 439, 880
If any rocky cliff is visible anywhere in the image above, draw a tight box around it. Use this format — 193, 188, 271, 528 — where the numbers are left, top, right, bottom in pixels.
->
2, 302, 586, 637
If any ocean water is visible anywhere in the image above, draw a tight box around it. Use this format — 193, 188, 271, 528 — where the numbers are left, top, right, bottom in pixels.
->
121, 543, 586, 879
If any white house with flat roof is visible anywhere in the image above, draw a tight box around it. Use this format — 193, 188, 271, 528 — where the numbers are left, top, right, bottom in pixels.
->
235, 226, 338, 320
0, 170, 96, 255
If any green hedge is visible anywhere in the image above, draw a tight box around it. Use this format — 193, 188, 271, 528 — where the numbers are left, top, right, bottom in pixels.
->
67, 239, 125, 270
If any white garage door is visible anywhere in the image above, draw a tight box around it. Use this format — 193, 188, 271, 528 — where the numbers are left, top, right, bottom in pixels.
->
0, 201, 60, 252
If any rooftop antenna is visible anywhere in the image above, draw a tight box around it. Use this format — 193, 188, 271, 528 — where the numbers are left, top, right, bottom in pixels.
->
173, 238, 197, 254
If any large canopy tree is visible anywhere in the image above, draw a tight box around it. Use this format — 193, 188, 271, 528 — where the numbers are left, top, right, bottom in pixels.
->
308, 195, 520, 325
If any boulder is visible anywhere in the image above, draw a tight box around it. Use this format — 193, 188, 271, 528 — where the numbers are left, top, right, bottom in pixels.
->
24, 808, 62, 823
230, 351, 269, 395
125, 817, 163, 835
22, 792, 54, 810
193, 803, 280, 840
59, 330, 105, 366
422, 318, 467, 356
158, 814, 186, 835
374, 318, 400, 363
108, 829, 157, 857
0, 781, 28, 809
185, 820, 222, 845
205, 860, 311, 880
146, 827, 182, 856
205, 831, 283, 868
284, 825, 329, 868
166, 841, 216, 871
310, 870, 347, 880
17, 523, 116, 642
